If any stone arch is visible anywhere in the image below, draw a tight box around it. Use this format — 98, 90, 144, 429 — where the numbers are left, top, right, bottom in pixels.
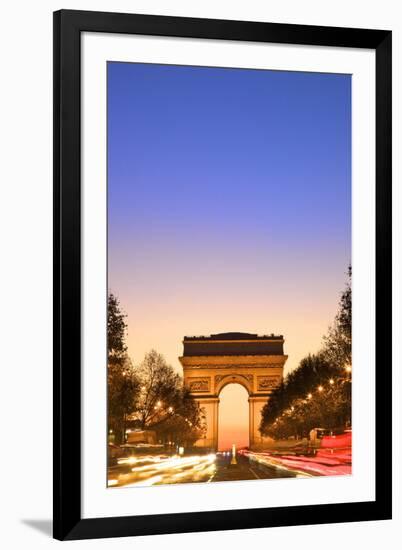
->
217, 381, 250, 450
179, 332, 288, 450
215, 373, 252, 396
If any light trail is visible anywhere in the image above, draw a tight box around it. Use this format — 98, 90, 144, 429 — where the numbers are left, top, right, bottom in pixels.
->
241, 447, 351, 477
110, 453, 217, 487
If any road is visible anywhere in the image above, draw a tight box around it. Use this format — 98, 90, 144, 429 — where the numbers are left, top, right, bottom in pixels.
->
210, 452, 297, 482
243, 447, 352, 477
108, 451, 299, 488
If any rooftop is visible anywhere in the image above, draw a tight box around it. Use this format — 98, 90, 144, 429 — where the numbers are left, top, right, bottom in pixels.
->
182, 332, 284, 357
183, 332, 283, 341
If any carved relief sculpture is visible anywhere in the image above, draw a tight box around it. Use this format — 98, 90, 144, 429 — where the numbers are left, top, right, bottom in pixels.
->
188, 377, 210, 392
257, 375, 281, 391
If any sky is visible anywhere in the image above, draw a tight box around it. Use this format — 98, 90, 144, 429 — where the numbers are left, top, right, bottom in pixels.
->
108, 62, 351, 449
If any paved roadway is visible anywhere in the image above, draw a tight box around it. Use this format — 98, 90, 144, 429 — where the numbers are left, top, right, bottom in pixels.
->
210, 452, 296, 482
108, 451, 297, 488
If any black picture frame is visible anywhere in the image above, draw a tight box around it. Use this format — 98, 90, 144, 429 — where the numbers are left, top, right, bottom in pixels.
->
53, 9, 392, 541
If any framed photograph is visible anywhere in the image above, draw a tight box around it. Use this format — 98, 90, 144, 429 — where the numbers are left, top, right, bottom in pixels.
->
53, 9, 392, 541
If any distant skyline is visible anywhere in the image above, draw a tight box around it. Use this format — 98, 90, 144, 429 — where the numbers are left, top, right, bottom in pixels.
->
108, 62, 351, 448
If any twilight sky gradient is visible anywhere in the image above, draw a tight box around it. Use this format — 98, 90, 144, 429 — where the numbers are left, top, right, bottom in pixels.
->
108, 62, 351, 448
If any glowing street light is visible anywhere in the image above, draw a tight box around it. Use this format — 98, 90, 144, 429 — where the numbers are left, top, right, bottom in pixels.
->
318, 385, 324, 392
231, 443, 237, 465
307, 393, 312, 400
345, 365, 352, 373
329, 378, 335, 385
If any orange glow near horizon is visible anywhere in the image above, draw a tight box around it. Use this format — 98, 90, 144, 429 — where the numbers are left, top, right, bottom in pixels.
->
218, 384, 249, 451
120, 281, 340, 377
113, 263, 348, 443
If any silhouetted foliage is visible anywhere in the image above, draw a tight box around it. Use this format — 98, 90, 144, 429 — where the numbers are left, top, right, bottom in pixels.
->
108, 292, 127, 361
108, 357, 141, 444
150, 387, 206, 446
133, 350, 205, 444
107, 292, 139, 443
260, 267, 352, 439
322, 264, 352, 370
107, 296, 204, 447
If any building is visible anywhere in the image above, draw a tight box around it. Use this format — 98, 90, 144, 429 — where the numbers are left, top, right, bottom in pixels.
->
179, 332, 287, 450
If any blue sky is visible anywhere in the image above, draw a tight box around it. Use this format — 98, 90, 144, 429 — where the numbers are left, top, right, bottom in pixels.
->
108, 62, 351, 379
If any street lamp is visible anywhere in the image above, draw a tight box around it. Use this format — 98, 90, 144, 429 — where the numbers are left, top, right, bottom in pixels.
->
317, 385, 324, 393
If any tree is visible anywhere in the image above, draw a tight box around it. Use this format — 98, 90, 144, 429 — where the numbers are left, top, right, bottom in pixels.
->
108, 356, 140, 444
133, 350, 205, 445
107, 296, 204, 447
322, 265, 351, 371
108, 292, 127, 362
260, 353, 333, 437
135, 350, 182, 429
151, 388, 206, 446
262, 377, 351, 439
259, 267, 352, 439
107, 292, 139, 443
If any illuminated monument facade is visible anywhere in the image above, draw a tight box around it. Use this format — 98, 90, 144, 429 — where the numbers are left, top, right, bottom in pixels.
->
179, 332, 287, 450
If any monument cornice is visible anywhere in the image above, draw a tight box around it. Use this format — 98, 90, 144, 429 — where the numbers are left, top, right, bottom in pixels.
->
179, 354, 287, 367
183, 338, 284, 344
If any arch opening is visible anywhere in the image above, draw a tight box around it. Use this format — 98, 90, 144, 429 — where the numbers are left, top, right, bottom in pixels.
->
217, 383, 249, 451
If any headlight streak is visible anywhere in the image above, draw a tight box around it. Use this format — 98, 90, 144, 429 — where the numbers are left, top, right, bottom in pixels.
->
125, 475, 163, 487
110, 454, 217, 487
110, 441, 351, 487
117, 454, 169, 466
242, 449, 351, 477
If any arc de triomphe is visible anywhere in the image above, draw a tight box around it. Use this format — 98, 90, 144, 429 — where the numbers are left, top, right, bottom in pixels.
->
179, 332, 287, 450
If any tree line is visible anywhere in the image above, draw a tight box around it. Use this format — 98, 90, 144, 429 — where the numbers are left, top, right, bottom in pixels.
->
108, 293, 205, 445
260, 266, 352, 439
